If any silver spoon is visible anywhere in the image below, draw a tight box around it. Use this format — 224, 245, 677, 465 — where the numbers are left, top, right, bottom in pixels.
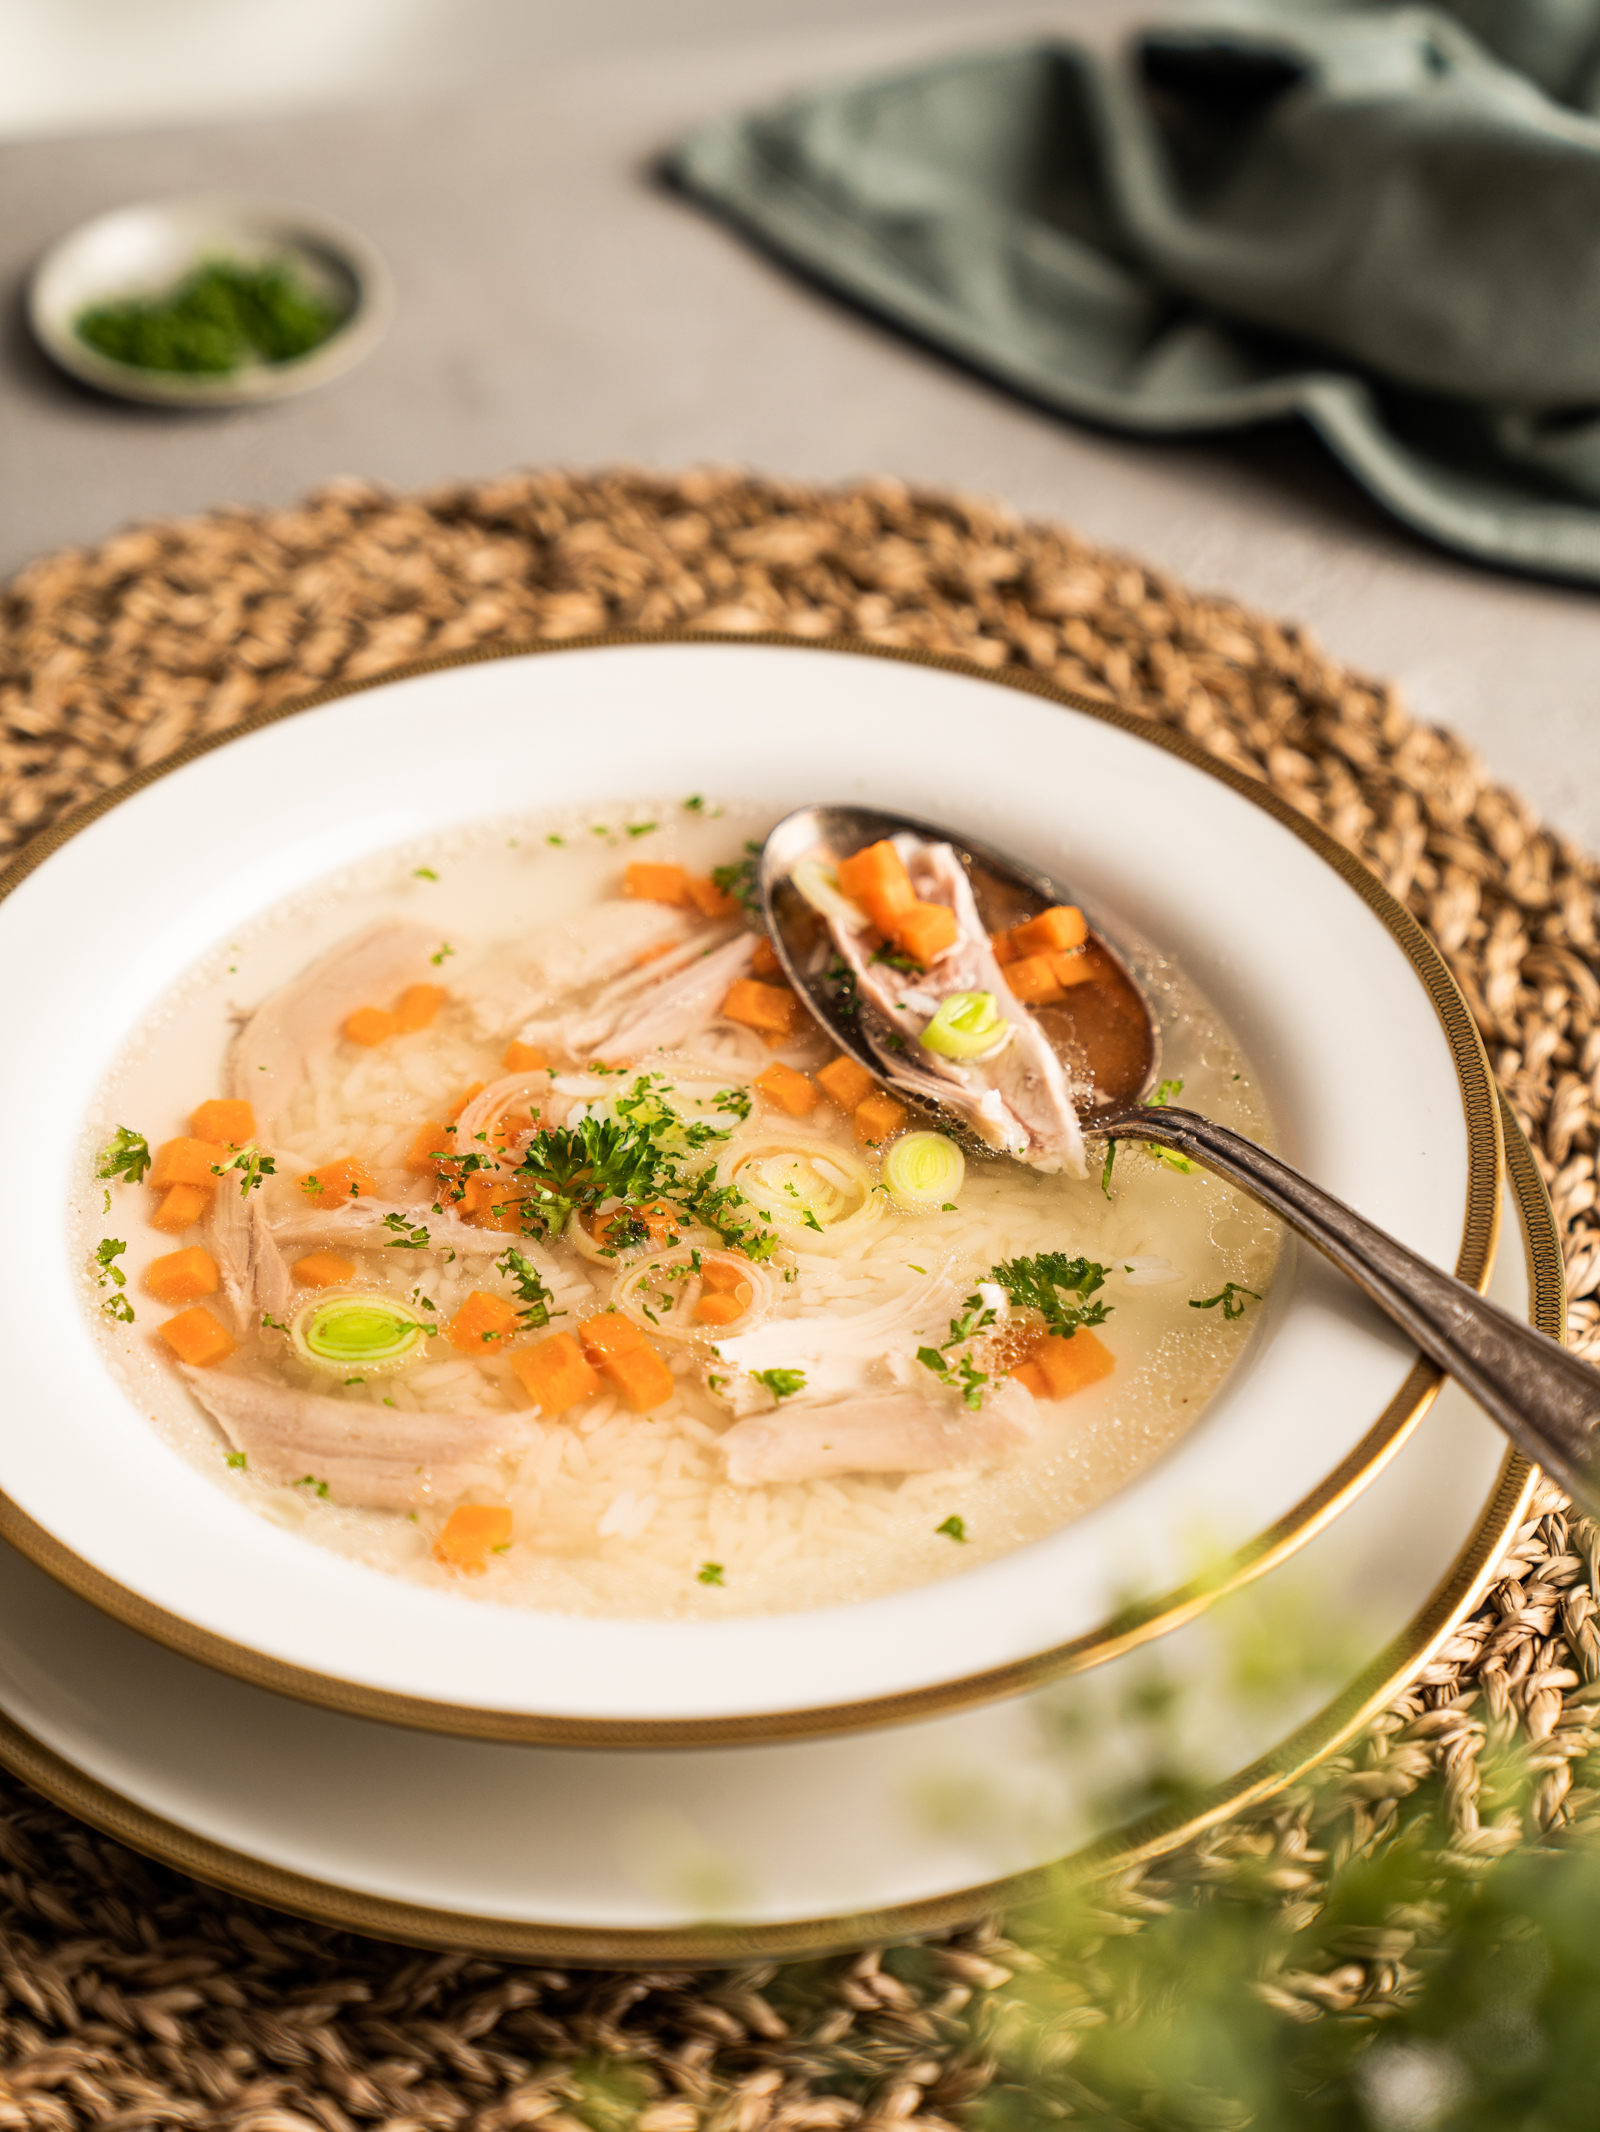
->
760, 802, 1600, 1515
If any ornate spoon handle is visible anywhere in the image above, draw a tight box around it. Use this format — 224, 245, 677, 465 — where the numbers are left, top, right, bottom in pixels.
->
1101, 1104, 1594, 1510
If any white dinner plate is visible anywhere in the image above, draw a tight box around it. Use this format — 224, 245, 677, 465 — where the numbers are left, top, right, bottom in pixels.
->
0, 637, 1500, 1744
0, 1114, 1547, 1962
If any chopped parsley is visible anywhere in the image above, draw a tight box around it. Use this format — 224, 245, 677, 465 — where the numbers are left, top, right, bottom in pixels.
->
991, 1253, 1112, 1338
101, 1294, 136, 1324
1190, 1283, 1261, 1320
710, 840, 762, 913
1101, 1142, 1116, 1199
870, 943, 921, 975
917, 1345, 990, 1410
751, 1367, 806, 1401
226, 1452, 248, 1469
698, 1562, 725, 1585
546, 833, 565, 846
1145, 1080, 1197, 1173
712, 1085, 753, 1121
496, 1247, 561, 1327
294, 1475, 331, 1498
626, 821, 658, 838
92, 1237, 128, 1289
95, 1127, 150, 1186
936, 1515, 968, 1543
430, 943, 455, 966
381, 1212, 431, 1250
299, 1174, 325, 1197
261, 1311, 290, 1332
412, 866, 439, 881
211, 1145, 275, 1197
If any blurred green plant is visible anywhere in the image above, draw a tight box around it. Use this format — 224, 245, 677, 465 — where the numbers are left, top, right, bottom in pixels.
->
77, 259, 343, 373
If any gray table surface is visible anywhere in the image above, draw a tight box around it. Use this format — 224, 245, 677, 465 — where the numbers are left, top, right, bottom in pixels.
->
4, 4, 1598, 852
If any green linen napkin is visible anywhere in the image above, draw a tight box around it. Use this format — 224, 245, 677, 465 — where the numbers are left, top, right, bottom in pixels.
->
672, 3, 1600, 582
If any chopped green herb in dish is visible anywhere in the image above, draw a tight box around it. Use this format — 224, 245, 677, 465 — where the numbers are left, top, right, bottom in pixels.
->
76, 259, 344, 375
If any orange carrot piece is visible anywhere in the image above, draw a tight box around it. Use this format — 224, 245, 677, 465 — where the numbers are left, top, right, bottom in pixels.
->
602, 1344, 676, 1412
855, 1090, 908, 1147
189, 1099, 256, 1145
700, 1259, 752, 1295
395, 983, 447, 1033
345, 1006, 400, 1047
1011, 1359, 1050, 1397
891, 900, 960, 967
143, 1246, 219, 1305
1046, 948, 1096, 989
624, 862, 691, 906
149, 1137, 224, 1191
685, 874, 741, 919
750, 935, 784, 979
502, 1040, 550, 1072
300, 1157, 381, 1203
405, 1121, 452, 1174
721, 978, 801, 1037
1025, 1329, 1115, 1399
589, 1202, 682, 1253
158, 1305, 236, 1367
448, 1081, 486, 1121
1004, 953, 1066, 1005
292, 1250, 356, 1288
989, 931, 1019, 965
447, 1290, 521, 1354
754, 1061, 819, 1117
432, 1503, 512, 1574
693, 1290, 750, 1327
578, 1311, 649, 1364
816, 1054, 877, 1110
1007, 905, 1088, 957
511, 1332, 602, 1414
837, 840, 916, 935
150, 1183, 210, 1234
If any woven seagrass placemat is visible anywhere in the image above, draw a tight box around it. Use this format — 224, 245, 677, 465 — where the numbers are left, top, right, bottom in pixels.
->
1, 468, 1598, 2128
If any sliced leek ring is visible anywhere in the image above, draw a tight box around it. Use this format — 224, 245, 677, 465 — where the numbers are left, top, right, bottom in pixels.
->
291, 1291, 428, 1375
612, 1245, 777, 1343
716, 1132, 884, 1250
918, 990, 1010, 1059
882, 1130, 966, 1212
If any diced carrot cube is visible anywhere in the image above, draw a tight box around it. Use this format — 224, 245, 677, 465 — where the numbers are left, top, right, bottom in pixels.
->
1028, 1329, 1115, 1399
721, 978, 802, 1037
816, 1055, 878, 1110
432, 1503, 512, 1575
624, 862, 691, 906
405, 1121, 452, 1174
855, 1090, 908, 1147
150, 1183, 210, 1234
1011, 1359, 1050, 1398
345, 1006, 400, 1047
693, 1290, 751, 1326
301, 1157, 381, 1203
1047, 948, 1096, 988
448, 1081, 486, 1121
143, 1246, 219, 1305
149, 1137, 224, 1191
158, 1305, 236, 1368
837, 841, 916, 937
602, 1344, 676, 1412
891, 900, 960, 968
502, 1041, 549, 1072
686, 874, 741, 919
750, 935, 784, 979
700, 1259, 751, 1295
447, 1290, 521, 1354
292, 1251, 356, 1288
989, 931, 1019, 965
754, 1061, 818, 1116
511, 1332, 602, 1414
578, 1311, 649, 1364
189, 1099, 256, 1145
1008, 905, 1088, 957
395, 983, 447, 1033
1005, 953, 1066, 1005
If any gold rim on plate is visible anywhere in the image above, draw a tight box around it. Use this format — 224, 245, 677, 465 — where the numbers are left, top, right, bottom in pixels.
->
0, 634, 1505, 1748
0, 1092, 1546, 1964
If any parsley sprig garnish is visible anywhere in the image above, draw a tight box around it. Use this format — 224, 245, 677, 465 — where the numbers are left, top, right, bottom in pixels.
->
496, 1246, 562, 1328
916, 1290, 1000, 1410
92, 1237, 134, 1321
96, 1127, 150, 1186
211, 1144, 276, 1197
751, 1367, 806, 1401
710, 840, 762, 913
1190, 1282, 1261, 1320
381, 1212, 431, 1249
992, 1253, 1112, 1338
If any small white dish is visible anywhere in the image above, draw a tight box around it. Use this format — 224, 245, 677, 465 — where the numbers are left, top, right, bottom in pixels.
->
0, 1135, 1544, 1961
0, 638, 1501, 1745
27, 193, 391, 407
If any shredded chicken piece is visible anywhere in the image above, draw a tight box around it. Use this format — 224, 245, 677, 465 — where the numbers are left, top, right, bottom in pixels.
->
595, 932, 758, 1062
459, 901, 696, 1041
706, 1263, 964, 1416
183, 1367, 513, 1511
265, 1198, 535, 1260
718, 1379, 1039, 1485
209, 1173, 295, 1327
820, 838, 1085, 1175
514, 919, 744, 1059
229, 922, 438, 1137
